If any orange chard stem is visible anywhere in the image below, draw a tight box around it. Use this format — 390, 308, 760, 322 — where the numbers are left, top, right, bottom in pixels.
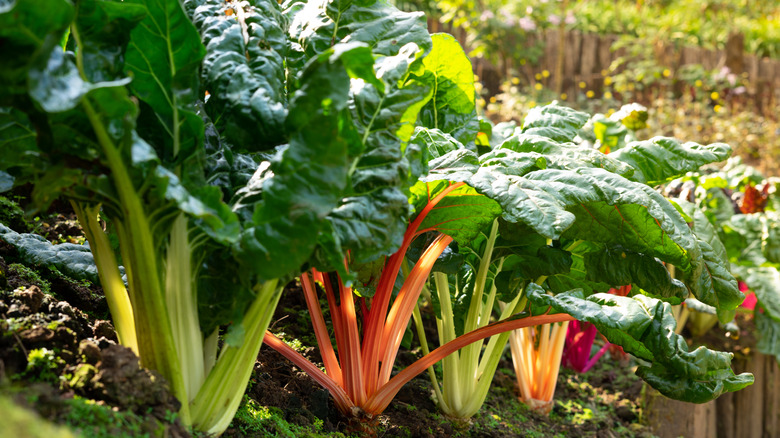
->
263, 331, 355, 415
338, 276, 366, 405
300, 272, 343, 386
378, 233, 453, 386
364, 312, 575, 415
361, 181, 466, 393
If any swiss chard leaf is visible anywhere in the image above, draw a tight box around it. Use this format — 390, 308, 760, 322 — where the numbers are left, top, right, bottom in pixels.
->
527, 283, 753, 403
416, 33, 479, 146
0, 0, 74, 99
289, 0, 432, 60
125, 0, 205, 161
497, 134, 634, 176
521, 103, 589, 143
610, 137, 732, 186
583, 246, 688, 304
674, 200, 742, 321
185, 0, 289, 150
0, 223, 122, 285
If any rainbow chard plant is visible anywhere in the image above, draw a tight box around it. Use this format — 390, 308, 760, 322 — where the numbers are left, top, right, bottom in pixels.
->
261, 29, 576, 423
444, 108, 751, 414
270, 93, 753, 430
666, 159, 780, 362
0, 0, 436, 434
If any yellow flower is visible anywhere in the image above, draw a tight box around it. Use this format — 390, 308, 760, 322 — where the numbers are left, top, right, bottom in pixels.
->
529, 101, 537, 108
578, 81, 586, 89
511, 77, 520, 85
606, 109, 615, 117
714, 104, 722, 113
604, 91, 613, 99
662, 69, 671, 78
534, 83, 543, 90
489, 96, 497, 103
711, 91, 720, 100
560, 93, 568, 100
604, 76, 613, 86
542, 70, 550, 78
696, 125, 703, 131
535, 73, 542, 80
695, 79, 703, 87
586, 90, 595, 98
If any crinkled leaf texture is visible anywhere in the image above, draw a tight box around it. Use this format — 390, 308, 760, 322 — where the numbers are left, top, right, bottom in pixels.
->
185, 0, 289, 149
527, 283, 753, 403
583, 246, 688, 304
410, 103, 739, 317
610, 137, 732, 186
0, 224, 125, 285
521, 103, 589, 143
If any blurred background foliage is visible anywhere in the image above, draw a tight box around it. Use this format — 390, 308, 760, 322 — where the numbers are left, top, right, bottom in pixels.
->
391, 0, 780, 176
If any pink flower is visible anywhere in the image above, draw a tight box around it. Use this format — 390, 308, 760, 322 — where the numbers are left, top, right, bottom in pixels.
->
565, 11, 576, 25
518, 16, 536, 31
547, 14, 561, 25
480, 10, 494, 22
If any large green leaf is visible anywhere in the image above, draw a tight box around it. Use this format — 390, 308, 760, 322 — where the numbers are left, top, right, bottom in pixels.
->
675, 200, 742, 321
125, 0, 205, 160
583, 246, 688, 303
498, 133, 634, 177
526, 284, 753, 403
0, 223, 116, 285
185, 0, 289, 150
521, 103, 589, 143
235, 43, 376, 279
74, 0, 146, 83
416, 133, 699, 283
289, 0, 432, 60
610, 137, 732, 186
416, 33, 478, 145
0, 0, 74, 99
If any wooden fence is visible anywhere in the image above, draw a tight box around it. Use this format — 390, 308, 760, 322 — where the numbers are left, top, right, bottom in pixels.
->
645, 351, 780, 438
428, 18, 780, 115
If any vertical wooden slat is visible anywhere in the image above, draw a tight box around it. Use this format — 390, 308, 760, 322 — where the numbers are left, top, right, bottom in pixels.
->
734, 354, 765, 438
762, 354, 780, 438
580, 33, 598, 78
597, 35, 615, 74
545, 29, 559, 75
717, 391, 736, 438
644, 389, 715, 438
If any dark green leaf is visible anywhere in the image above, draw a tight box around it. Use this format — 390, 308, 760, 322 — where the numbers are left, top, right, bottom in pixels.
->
527, 283, 753, 403
186, 0, 289, 149
0, 223, 117, 285
584, 246, 687, 304
610, 137, 732, 186
0, 0, 74, 99
125, 0, 205, 161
